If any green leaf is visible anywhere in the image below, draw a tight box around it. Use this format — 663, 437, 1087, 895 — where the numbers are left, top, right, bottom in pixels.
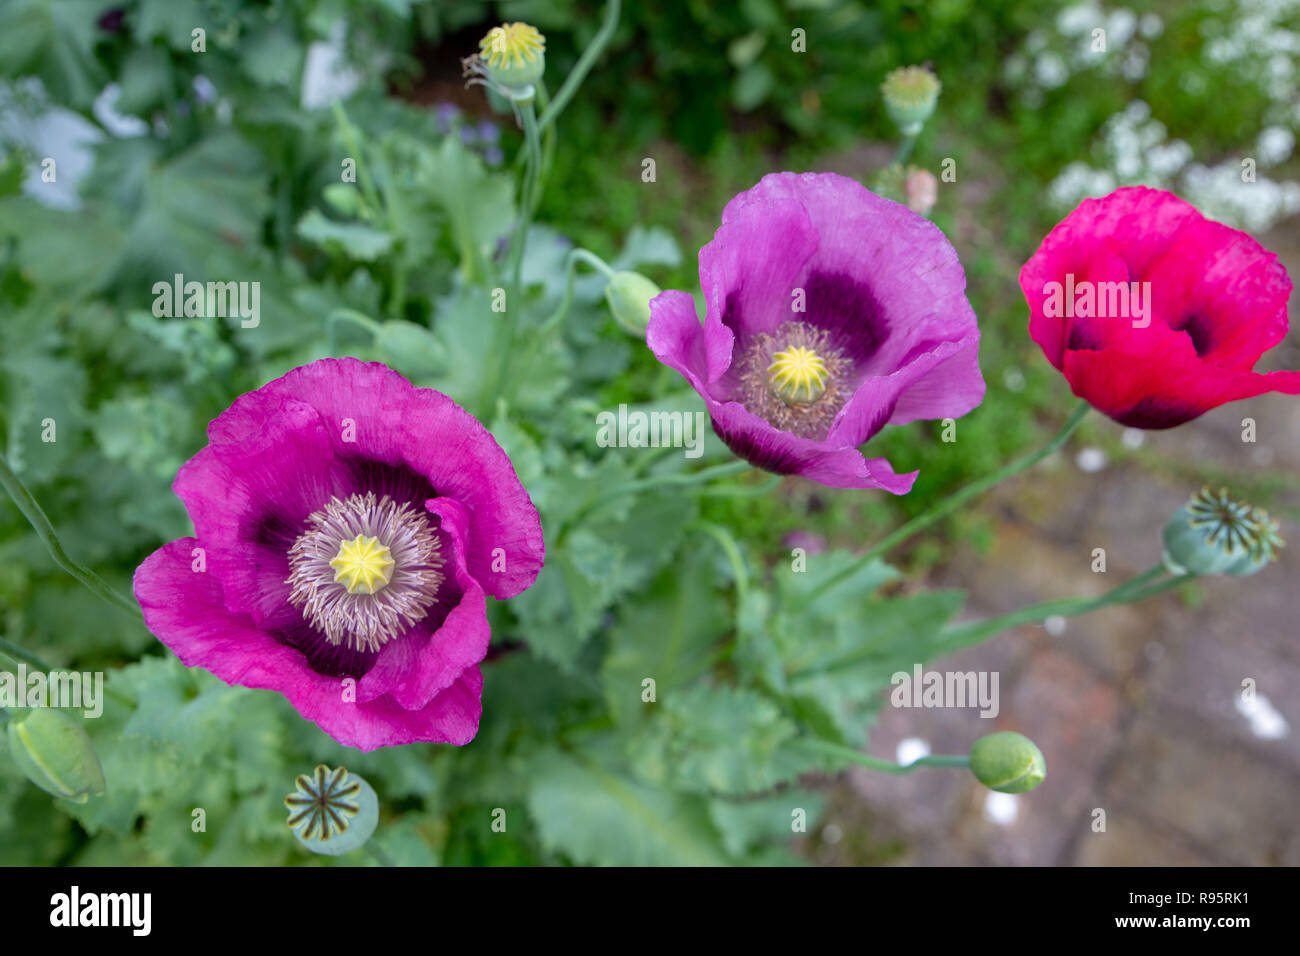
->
419, 136, 514, 282
374, 319, 446, 382
527, 747, 731, 866
610, 225, 682, 271
297, 209, 395, 261
601, 550, 725, 726
709, 789, 825, 859
628, 685, 800, 795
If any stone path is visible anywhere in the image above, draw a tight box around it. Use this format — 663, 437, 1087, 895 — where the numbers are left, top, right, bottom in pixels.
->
811, 241, 1300, 866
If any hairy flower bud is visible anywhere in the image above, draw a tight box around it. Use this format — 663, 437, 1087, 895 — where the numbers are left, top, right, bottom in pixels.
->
605, 270, 662, 336
969, 731, 1046, 794
6, 708, 106, 803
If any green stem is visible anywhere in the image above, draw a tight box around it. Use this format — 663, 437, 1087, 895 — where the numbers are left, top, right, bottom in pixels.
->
538, 248, 615, 338
799, 399, 1091, 608
793, 565, 1184, 682
536, 0, 621, 134
0, 453, 140, 618
500, 247, 615, 411
0, 635, 53, 672
480, 99, 543, 421
796, 737, 969, 774
0, 638, 136, 708
937, 565, 1186, 654
330, 101, 383, 214
893, 133, 918, 166
689, 521, 749, 602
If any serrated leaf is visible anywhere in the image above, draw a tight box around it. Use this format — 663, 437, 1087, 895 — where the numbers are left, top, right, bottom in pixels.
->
709, 789, 825, 858
527, 748, 731, 866
628, 685, 799, 795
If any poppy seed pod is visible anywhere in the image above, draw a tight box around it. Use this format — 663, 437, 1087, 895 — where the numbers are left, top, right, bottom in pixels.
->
285, 765, 379, 856
881, 66, 941, 137
969, 731, 1046, 794
6, 708, 106, 803
478, 22, 546, 92
1162, 488, 1284, 577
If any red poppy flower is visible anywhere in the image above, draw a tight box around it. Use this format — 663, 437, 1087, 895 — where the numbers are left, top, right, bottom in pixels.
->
1020, 186, 1300, 428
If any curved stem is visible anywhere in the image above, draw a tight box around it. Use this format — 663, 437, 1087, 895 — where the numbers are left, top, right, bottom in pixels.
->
799, 399, 1091, 608
689, 521, 749, 603
0, 453, 140, 618
795, 737, 969, 774
536, 0, 621, 134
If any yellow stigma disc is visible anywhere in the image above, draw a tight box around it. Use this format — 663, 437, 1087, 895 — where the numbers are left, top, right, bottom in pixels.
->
329, 535, 395, 595
767, 346, 829, 405
480, 22, 546, 69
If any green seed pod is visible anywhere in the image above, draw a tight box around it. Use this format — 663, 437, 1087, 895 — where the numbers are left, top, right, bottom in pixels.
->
478, 22, 546, 91
285, 765, 379, 856
604, 270, 662, 336
6, 708, 106, 804
969, 731, 1046, 794
880, 65, 942, 137
1162, 488, 1284, 578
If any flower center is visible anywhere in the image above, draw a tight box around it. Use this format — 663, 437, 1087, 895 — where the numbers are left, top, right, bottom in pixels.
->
767, 346, 829, 405
286, 493, 444, 652
330, 535, 395, 595
738, 322, 852, 440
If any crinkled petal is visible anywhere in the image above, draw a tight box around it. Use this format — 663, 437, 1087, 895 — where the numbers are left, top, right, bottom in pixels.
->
133, 538, 482, 750
209, 358, 543, 600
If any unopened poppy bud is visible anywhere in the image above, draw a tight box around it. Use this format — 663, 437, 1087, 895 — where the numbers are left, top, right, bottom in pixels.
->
969, 731, 1046, 794
6, 708, 106, 803
605, 270, 662, 336
881, 65, 941, 136
478, 22, 546, 92
1162, 487, 1284, 577
285, 764, 379, 856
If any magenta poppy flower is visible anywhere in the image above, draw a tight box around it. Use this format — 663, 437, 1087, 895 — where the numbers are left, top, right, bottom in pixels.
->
646, 172, 984, 492
132, 358, 543, 751
1021, 186, 1300, 428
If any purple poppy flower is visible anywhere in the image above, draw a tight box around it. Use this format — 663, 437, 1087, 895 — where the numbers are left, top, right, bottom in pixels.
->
132, 358, 543, 751
647, 172, 984, 492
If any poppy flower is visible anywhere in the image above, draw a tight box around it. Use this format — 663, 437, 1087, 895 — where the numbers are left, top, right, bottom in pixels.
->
1021, 186, 1300, 428
646, 171, 985, 492
133, 358, 544, 751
